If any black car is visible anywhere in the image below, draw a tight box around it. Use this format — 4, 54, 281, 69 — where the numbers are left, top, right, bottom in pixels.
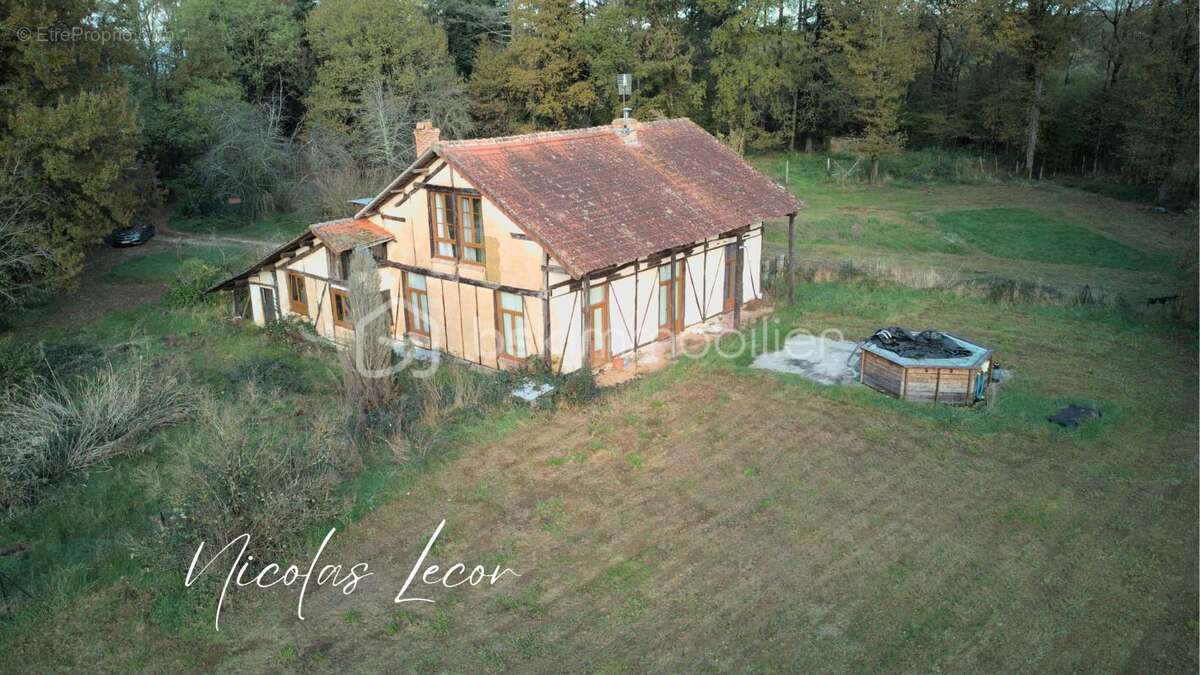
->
109, 218, 156, 247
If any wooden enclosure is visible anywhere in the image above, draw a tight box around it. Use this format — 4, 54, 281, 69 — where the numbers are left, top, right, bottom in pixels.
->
860, 338, 992, 405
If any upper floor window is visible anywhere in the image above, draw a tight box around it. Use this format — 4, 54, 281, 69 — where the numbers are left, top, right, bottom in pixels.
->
429, 189, 485, 264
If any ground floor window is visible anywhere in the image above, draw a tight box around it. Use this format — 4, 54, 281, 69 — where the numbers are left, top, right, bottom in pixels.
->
497, 291, 526, 358
332, 288, 351, 328
403, 273, 430, 337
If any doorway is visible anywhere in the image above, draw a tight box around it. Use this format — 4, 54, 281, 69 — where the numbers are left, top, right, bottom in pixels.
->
588, 283, 609, 362
657, 260, 685, 338
260, 287, 277, 323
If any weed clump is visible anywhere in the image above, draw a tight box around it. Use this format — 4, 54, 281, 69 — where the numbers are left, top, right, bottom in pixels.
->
158, 384, 350, 558
0, 362, 193, 510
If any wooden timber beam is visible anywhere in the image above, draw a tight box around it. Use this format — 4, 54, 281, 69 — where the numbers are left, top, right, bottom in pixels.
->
733, 231, 744, 328
581, 275, 592, 370
377, 260, 543, 298
542, 251, 552, 363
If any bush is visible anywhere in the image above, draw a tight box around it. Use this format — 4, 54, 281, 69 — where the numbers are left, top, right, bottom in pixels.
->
556, 367, 600, 406
163, 258, 225, 308
264, 314, 316, 344
164, 384, 349, 557
0, 337, 45, 388
0, 363, 193, 510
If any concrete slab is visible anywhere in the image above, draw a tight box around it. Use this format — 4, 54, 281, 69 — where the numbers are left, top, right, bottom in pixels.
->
750, 334, 861, 385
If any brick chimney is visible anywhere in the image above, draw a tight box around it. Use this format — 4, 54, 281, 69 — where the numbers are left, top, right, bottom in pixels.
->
414, 120, 440, 156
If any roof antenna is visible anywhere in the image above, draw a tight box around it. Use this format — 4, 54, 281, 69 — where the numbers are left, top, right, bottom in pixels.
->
617, 73, 632, 132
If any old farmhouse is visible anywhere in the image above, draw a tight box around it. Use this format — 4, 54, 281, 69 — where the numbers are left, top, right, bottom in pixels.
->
213, 117, 805, 373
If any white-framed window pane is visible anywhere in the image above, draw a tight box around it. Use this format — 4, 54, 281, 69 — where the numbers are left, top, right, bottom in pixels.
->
501, 292, 522, 312
512, 316, 526, 357
592, 309, 605, 350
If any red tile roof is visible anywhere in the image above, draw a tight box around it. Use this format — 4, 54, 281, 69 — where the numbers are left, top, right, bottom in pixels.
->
426, 118, 804, 277
310, 218, 393, 253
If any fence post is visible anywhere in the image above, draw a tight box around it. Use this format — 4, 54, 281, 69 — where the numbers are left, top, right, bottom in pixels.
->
787, 212, 797, 305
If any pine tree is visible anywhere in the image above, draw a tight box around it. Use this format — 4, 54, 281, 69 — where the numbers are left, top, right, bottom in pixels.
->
826, 0, 923, 182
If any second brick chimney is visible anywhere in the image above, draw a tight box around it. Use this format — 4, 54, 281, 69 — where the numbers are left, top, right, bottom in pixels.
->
414, 120, 440, 157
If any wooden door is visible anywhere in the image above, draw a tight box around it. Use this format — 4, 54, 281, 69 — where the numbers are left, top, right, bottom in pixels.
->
722, 243, 738, 313
588, 284, 609, 362
657, 260, 685, 338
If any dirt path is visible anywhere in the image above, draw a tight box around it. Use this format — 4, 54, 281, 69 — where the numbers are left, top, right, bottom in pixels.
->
150, 202, 283, 249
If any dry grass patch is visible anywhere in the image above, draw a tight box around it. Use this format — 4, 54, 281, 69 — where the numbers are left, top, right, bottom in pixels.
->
205, 361, 1196, 673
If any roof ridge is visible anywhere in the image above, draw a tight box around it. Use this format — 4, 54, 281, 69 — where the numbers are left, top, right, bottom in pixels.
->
307, 218, 353, 232
438, 125, 614, 149
439, 117, 693, 149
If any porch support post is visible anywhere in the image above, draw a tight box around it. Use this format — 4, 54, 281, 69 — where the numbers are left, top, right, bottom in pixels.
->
542, 251, 552, 364
733, 231, 745, 328
787, 212, 797, 305
581, 274, 592, 370
669, 250, 678, 359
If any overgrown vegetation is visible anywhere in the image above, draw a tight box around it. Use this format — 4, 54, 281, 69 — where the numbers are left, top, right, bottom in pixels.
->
162, 259, 225, 308
158, 384, 351, 559
0, 363, 192, 511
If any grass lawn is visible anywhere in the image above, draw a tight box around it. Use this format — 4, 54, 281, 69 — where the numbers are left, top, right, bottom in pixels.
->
750, 153, 1196, 300
104, 244, 257, 284
0, 164, 1195, 672
929, 208, 1167, 271
168, 211, 309, 243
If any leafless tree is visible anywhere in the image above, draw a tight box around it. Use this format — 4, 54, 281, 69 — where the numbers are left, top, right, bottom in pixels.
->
193, 96, 295, 218
0, 154, 53, 309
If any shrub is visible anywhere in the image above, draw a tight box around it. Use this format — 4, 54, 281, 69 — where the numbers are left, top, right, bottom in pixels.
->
0, 363, 193, 509
165, 384, 349, 556
163, 258, 225, 308
263, 314, 315, 344
556, 367, 600, 406
0, 337, 45, 388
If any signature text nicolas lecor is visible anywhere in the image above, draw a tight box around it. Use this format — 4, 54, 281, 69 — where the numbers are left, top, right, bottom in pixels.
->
184, 519, 520, 631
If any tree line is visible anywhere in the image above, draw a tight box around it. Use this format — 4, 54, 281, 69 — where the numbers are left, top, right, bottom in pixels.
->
0, 0, 1196, 309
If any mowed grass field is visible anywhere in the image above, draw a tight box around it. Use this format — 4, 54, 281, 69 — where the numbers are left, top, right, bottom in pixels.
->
0, 160, 1196, 672
752, 154, 1195, 301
